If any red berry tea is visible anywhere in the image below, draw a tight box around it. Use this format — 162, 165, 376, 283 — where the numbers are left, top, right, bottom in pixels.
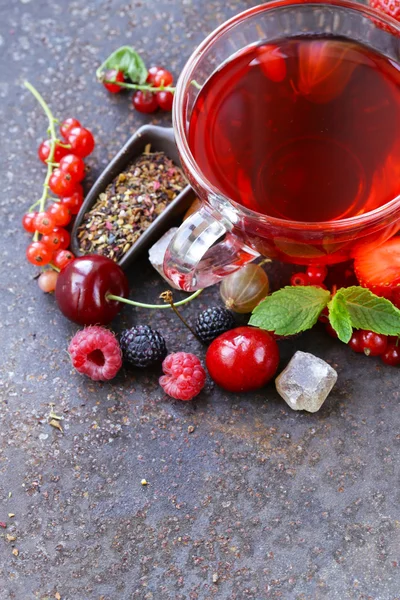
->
189, 37, 400, 223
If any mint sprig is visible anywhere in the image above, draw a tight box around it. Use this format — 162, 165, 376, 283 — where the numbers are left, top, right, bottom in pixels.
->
96, 46, 148, 85
250, 285, 400, 341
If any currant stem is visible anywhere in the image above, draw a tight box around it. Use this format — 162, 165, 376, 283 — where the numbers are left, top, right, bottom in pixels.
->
106, 288, 202, 309
103, 80, 175, 93
160, 291, 199, 339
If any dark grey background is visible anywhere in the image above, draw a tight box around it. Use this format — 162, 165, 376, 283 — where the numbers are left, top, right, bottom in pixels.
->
0, 1, 399, 598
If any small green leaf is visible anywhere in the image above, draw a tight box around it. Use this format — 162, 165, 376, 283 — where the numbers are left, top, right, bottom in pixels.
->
339, 286, 400, 335
97, 46, 148, 84
328, 291, 353, 343
250, 286, 330, 336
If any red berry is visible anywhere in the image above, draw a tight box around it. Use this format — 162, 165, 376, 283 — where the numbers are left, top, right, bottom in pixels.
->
61, 190, 84, 215
41, 231, 61, 251
38, 139, 69, 164
146, 65, 162, 85
68, 326, 122, 381
256, 44, 287, 82
52, 249, 75, 270
318, 306, 329, 323
206, 326, 279, 392
325, 323, 338, 338
55, 255, 129, 325
291, 272, 310, 286
159, 352, 206, 401
60, 118, 81, 139
52, 227, 70, 250
26, 241, 52, 266
103, 69, 125, 93
381, 342, 400, 366
153, 68, 174, 88
38, 270, 58, 293
32, 211, 56, 235
392, 286, 400, 309
156, 91, 174, 111
132, 91, 159, 113
59, 154, 85, 182
306, 265, 328, 285
22, 212, 37, 233
360, 330, 388, 356
66, 127, 95, 158
48, 203, 72, 227
348, 330, 364, 353
354, 238, 400, 299
49, 169, 77, 197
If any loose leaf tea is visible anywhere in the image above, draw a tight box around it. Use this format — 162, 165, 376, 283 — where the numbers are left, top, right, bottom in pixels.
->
77, 148, 187, 262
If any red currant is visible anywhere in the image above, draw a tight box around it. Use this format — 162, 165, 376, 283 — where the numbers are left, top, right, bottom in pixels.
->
32, 212, 56, 235
38, 270, 58, 293
360, 330, 388, 356
60, 118, 81, 139
59, 154, 85, 182
348, 330, 364, 353
52, 227, 70, 249
206, 326, 279, 392
48, 203, 72, 227
61, 189, 83, 215
156, 91, 174, 111
132, 91, 159, 113
291, 272, 310, 286
41, 231, 61, 251
306, 265, 328, 285
38, 139, 69, 164
325, 323, 338, 338
55, 255, 129, 325
26, 241, 52, 266
103, 69, 124, 93
49, 169, 77, 197
52, 249, 75, 270
22, 212, 37, 233
66, 127, 95, 158
146, 66, 162, 85
381, 343, 400, 366
153, 68, 173, 88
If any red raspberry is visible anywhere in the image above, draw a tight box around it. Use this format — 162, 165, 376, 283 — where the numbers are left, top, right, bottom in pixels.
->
68, 326, 122, 381
159, 352, 206, 401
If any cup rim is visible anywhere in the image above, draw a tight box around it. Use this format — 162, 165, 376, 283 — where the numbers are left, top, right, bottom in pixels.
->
173, 0, 400, 232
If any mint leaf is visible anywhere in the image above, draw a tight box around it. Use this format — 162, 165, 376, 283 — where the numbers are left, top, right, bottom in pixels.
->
328, 291, 353, 343
250, 286, 330, 335
339, 286, 400, 335
97, 46, 148, 84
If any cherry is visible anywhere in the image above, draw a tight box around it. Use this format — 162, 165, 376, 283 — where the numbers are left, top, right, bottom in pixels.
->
103, 69, 124, 93
33, 211, 56, 235
318, 306, 329, 323
48, 203, 72, 227
132, 91, 159, 113
156, 91, 174, 111
61, 190, 84, 215
38, 270, 58, 293
22, 212, 37, 233
381, 343, 400, 366
360, 330, 388, 356
153, 68, 173, 88
52, 249, 75, 270
49, 169, 77, 197
66, 127, 95, 158
38, 139, 69, 164
59, 154, 85, 182
291, 272, 310, 286
52, 227, 70, 249
26, 241, 52, 266
55, 255, 129, 325
205, 326, 279, 392
306, 265, 328, 285
41, 231, 61, 252
60, 118, 81, 139
348, 330, 364, 353
146, 65, 162, 85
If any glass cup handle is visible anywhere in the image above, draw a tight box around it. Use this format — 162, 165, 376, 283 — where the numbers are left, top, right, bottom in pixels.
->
163, 205, 259, 291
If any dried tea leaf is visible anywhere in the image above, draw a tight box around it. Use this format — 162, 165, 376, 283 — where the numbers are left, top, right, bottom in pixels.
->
12, 548, 19, 556
6, 534, 16, 542
55, 593, 61, 600
49, 419, 63, 432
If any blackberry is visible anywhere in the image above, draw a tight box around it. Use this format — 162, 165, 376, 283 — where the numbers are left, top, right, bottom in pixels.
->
120, 325, 167, 368
194, 306, 235, 344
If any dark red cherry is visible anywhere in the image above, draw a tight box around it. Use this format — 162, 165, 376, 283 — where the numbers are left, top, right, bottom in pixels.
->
55, 255, 129, 325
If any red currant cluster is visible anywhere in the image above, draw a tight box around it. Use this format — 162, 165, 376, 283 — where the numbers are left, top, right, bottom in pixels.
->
348, 330, 400, 366
104, 66, 174, 114
290, 265, 328, 287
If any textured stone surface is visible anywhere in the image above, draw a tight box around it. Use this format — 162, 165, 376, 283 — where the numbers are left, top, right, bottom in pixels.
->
276, 351, 338, 413
1, 1, 400, 599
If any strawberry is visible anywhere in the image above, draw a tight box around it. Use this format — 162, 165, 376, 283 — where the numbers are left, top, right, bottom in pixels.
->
369, 0, 400, 31
354, 237, 400, 300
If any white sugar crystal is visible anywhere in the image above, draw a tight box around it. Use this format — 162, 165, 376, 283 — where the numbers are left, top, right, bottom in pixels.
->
148, 228, 181, 289
275, 351, 337, 413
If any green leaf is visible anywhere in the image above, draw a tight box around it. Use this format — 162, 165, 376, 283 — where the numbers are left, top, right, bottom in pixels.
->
250, 286, 330, 336
97, 46, 148, 84
339, 286, 400, 335
327, 291, 353, 343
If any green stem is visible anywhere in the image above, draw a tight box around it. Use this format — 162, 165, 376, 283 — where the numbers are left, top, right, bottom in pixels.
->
24, 81, 58, 241
106, 288, 202, 309
103, 80, 175, 93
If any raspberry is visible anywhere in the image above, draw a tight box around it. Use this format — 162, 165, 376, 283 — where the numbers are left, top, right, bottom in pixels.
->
194, 306, 235, 344
159, 352, 206, 401
68, 326, 122, 381
120, 325, 167, 368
